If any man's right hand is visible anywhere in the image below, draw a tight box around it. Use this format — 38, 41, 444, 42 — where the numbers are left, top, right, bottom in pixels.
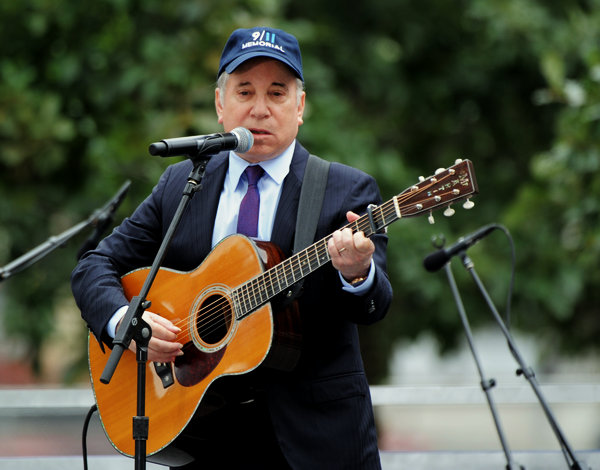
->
117, 311, 184, 363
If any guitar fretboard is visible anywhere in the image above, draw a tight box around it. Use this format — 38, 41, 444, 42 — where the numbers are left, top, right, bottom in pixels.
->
232, 159, 477, 318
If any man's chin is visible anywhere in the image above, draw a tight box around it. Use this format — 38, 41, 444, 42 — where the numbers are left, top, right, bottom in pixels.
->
238, 144, 279, 162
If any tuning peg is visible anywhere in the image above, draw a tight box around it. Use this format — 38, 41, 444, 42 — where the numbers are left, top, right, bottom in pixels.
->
418, 176, 425, 182
428, 211, 435, 224
443, 206, 455, 217
435, 168, 445, 175
455, 158, 463, 164
462, 198, 475, 209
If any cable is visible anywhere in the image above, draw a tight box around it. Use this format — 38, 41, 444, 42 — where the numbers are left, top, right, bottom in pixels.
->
82, 404, 98, 470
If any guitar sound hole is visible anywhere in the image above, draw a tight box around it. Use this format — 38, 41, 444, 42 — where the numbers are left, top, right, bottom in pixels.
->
196, 294, 232, 345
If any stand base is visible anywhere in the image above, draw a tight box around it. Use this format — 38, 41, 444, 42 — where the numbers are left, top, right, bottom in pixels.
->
380, 450, 595, 470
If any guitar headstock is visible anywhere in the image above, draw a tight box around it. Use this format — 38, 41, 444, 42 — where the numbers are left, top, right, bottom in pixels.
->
396, 159, 478, 223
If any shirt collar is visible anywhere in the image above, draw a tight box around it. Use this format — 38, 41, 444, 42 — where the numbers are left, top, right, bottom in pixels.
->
227, 140, 295, 190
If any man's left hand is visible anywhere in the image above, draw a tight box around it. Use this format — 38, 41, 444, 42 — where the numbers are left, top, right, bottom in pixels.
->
328, 211, 374, 282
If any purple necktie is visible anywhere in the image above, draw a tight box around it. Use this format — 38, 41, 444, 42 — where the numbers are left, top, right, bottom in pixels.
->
236, 165, 264, 237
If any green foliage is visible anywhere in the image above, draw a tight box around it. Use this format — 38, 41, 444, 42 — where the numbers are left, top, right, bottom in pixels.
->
0, 0, 284, 378
288, 0, 600, 381
1, 0, 598, 383
502, 0, 600, 352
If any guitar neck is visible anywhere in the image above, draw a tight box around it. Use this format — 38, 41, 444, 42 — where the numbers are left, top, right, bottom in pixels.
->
233, 215, 387, 319
234, 159, 477, 318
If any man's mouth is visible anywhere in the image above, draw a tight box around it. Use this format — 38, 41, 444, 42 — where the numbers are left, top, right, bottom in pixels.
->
250, 129, 271, 136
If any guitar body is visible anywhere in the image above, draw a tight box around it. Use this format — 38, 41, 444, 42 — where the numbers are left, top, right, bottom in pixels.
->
88, 235, 301, 459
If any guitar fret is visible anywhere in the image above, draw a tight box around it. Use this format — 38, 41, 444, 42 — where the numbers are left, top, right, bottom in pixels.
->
307, 249, 315, 272
262, 274, 270, 302
246, 281, 256, 312
275, 263, 284, 292
279, 262, 288, 288
293, 257, 302, 280
355, 217, 370, 237
302, 248, 312, 273
378, 205, 387, 231
288, 257, 298, 284
372, 206, 383, 233
318, 239, 330, 264
300, 250, 310, 276
284, 259, 296, 287
307, 244, 320, 271
379, 205, 387, 228
253, 276, 264, 306
255, 276, 265, 305
237, 284, 245, 315
248, 279, 258, 311
236, 284, 248, 317
244, 281, 254, 313
232, 290, 240, 319
380, 202, 390, 226
294, 253, 303, 278
264, 271, 276, 299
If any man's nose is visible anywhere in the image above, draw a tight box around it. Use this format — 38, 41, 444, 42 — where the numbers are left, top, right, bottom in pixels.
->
250, 94, 270, 118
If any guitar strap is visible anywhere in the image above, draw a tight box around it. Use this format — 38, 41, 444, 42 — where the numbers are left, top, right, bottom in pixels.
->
288, 154, 330, 299
294, 154, 330, 253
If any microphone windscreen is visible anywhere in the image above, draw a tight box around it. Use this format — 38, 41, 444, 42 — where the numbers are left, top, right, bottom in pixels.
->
423, 249, 449, 272
232, 127, 253, 153
148, 141, 167, 156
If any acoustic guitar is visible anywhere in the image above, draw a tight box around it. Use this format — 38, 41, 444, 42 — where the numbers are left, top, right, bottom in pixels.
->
88, 159, 478, 461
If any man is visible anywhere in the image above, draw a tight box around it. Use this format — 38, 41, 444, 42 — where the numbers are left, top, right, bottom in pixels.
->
72, 26, 393, 469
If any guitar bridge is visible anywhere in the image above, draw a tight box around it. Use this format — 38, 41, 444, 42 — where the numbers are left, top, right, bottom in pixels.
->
153, 362, 175, 389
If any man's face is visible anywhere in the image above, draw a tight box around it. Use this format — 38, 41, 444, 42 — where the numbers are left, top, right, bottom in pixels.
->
215, 58, 305, 163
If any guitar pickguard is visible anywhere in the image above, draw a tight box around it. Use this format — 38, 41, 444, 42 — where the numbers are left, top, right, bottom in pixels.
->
174, 344, 227, 387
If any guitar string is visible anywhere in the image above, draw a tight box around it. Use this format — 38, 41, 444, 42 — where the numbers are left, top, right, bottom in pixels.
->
168, 170, 470, 343
170, 175, 466, 343
171, 183, 461, 343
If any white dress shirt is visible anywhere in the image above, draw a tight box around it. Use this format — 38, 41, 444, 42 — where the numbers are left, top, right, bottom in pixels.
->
211, 142, 294, 246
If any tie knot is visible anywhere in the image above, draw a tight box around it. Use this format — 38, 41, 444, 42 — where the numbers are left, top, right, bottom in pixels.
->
244, 165, 264, 186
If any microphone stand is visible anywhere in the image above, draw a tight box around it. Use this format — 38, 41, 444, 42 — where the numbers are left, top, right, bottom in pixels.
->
0, 180, 131, 283
100, 156, 211, 470
442, 259, 523, 470
458, 251, 590, 470
77, 180, 131, 260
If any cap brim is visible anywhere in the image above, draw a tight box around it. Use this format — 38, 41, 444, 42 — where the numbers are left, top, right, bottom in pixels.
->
224, 51, 303, 81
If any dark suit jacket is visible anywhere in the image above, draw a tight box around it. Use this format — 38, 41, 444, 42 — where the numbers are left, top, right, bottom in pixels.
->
72, 141, 393, 469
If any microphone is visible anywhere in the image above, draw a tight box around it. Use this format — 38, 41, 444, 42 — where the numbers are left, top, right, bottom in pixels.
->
423, 224, 498, 272
77, 180, 131, 260
148, 127, 253, 157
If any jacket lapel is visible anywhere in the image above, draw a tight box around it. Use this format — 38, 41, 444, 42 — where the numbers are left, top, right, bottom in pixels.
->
191, 153, 229, 257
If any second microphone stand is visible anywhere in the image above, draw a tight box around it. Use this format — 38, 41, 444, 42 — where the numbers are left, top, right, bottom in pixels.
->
457, 250, 590, 470
443, 259, 523, 470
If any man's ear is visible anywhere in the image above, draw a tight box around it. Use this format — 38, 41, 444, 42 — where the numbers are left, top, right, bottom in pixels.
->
297, 91, 306, 126
215, 88, 224, 124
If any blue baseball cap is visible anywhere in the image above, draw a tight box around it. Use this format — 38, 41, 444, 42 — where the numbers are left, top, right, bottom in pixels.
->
218, 27, 304, 82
